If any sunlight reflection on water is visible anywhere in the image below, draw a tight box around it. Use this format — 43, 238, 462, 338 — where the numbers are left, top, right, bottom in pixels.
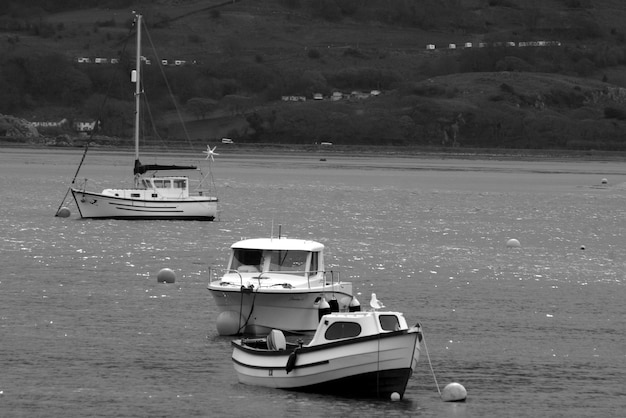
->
0, 150, 625, 417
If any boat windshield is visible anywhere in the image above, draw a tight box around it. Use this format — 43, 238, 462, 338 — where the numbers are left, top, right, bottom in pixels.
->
231, 249, 263, 272
230, 248, 316, 275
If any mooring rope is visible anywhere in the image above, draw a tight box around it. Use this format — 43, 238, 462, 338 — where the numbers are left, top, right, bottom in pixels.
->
54, 21, 136, 216
421, 327, 442, 396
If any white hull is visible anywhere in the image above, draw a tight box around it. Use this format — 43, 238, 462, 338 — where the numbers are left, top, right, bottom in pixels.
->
232, 327, 421, 398
71, 189, 217, 220
208, 284, 354, 334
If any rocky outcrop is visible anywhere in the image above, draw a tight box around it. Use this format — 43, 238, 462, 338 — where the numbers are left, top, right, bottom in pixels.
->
0, 114, 39, 138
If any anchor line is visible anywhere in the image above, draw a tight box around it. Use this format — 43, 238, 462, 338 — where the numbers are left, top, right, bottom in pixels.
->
54, 21, 136, 217
421, 327, 442, 396
238, 285, 258, 334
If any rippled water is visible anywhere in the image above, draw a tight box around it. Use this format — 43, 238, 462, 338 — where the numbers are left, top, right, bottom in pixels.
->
1, 148, 625, 417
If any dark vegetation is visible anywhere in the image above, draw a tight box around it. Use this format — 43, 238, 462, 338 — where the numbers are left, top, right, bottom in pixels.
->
1, 0, 626, 150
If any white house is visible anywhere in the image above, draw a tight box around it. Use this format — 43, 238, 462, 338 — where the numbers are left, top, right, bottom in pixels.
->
73, 120, 97, 132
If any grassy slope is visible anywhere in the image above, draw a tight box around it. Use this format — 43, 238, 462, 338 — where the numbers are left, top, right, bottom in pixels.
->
8, 0, 626, 148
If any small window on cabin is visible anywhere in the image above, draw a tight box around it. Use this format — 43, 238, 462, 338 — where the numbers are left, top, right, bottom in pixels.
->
131, 193, 140, 198
325, 322, 361, 340
174, 179, 186, 189
379, 315, 400, 331
153, 179, 170, 188
151, 193, 158, 198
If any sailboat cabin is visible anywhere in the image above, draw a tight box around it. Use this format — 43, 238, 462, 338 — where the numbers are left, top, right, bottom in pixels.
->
102, 175, 192, 199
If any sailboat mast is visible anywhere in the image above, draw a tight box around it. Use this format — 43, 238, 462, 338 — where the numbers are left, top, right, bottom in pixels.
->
134, 13, 142, 162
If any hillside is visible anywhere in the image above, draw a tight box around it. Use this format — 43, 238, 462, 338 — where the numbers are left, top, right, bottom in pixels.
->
1, 0, 626, 150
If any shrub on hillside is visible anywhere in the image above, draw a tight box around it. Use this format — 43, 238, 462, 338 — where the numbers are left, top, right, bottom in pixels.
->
495, 56, 534, 72
544, 87, 587, 108
604, 106, 626, 120
307, 49, 321, 59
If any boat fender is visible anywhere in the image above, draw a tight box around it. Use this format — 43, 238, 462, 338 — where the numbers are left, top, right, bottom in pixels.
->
286, 349, 299, 374
318, 298, 331, 321
328, 298, 339, 312
349, 296, 361, 312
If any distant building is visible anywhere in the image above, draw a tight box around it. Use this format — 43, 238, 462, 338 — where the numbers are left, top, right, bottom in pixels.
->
73, 120, 98, 132
31, 118, 68, 128
331, 91, 343, 101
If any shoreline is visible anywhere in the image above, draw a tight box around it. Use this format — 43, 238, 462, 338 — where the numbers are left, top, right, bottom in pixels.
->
2, 140, 626, 162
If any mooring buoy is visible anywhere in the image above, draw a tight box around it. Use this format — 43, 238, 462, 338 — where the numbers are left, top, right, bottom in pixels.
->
506, 238, 521, 248
157, 268, 176, 283
56, 207, 71, 218
441, 382, 467, 402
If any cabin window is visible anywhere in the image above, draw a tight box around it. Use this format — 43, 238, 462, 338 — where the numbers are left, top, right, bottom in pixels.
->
151, 194, 158, 198
263, 250, 309, 274
325, 322, 361, 340
131, 193, 140, 198
379, 315, 400, 331
153, 179, 170, 188
231, 249, 263, 271
173, 179, 186, 189
309, 252, 319, 275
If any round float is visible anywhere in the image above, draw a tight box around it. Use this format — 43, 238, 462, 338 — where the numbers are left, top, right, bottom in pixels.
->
216, 311, 245, 336
56, 207, 71, 218
506, 238, 521, 248
157, 268, 176, 283
441, 382, 467, 402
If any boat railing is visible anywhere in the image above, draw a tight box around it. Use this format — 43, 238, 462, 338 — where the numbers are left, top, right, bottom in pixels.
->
211, 267, 341, 290
73, 178, 88, 191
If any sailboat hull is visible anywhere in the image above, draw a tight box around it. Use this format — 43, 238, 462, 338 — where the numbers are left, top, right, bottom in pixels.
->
71, 189, 217, 220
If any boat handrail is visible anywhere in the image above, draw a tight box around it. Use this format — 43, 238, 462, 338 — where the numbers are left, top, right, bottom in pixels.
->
214, 268, 342, 290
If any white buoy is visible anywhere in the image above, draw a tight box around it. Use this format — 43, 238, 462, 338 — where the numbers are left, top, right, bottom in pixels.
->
157, 268, 176, 283
441, 382, 467, 402
506, 238, 521, 248
601, 178, 608, 184
390, 392, 401, 401
216, 311, 244, 336
56, 207, 71, 218
580, 245, 586, 250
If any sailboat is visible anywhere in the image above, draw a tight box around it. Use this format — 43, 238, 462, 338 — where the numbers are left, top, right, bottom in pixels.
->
69, 13, 218, 220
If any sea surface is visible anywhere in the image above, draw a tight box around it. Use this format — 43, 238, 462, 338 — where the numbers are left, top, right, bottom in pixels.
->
1, 148, 625, 417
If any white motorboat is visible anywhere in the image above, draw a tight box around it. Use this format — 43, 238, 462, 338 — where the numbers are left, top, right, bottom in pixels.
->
231, 310, 422, 400
68, 13, 218, 220
207, 237, 358, 336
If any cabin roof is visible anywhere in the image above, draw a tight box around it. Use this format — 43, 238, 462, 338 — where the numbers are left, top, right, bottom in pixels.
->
307, 311, 409, 346
232, 238, 324, 252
